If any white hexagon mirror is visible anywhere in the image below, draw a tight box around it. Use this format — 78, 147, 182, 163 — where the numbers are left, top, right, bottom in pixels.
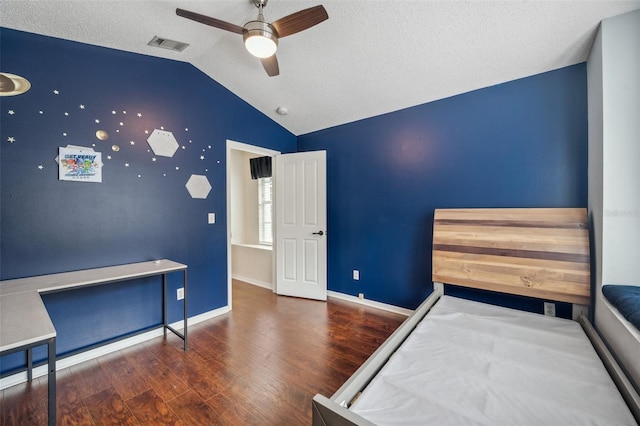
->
185, 174, 212, 199
147, 129, 179, 157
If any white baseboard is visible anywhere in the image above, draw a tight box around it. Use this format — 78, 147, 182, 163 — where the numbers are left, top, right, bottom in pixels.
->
232, 274, 273, 290
0, 305, 230, 390
232, 275, 410, 316
327, 291, 413, 316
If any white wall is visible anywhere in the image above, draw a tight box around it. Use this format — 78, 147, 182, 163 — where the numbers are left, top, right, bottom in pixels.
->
588, 9, 640, 388
230, 150, 262, 245
601, 10, 640, 283
243, 151, 260, 245
230, 149, 246, 244
231, 244, 273, 289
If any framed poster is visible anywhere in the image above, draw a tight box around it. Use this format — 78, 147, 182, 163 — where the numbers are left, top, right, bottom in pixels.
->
58, 146, 102, 183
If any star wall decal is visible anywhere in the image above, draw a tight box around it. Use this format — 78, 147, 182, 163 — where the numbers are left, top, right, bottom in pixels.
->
8, 137, 15, 143
8, 110, 15, 115
79, 105, 85, 109
53, 90, 59, 95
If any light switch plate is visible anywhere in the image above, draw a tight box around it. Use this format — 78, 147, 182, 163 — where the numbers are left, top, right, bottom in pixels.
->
208, 213, 215, 224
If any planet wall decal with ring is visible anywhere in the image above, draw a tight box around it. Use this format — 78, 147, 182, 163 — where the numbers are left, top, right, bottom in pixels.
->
0, 72, 31, 96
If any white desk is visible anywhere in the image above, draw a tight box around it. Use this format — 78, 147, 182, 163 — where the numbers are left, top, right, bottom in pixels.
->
0, 259, 188, 426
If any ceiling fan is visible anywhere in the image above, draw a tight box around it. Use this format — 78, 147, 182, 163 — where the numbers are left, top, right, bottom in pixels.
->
176, 0, 328, 77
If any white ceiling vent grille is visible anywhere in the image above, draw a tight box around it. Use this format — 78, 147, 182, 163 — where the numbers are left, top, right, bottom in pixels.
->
148, 36, 189, 52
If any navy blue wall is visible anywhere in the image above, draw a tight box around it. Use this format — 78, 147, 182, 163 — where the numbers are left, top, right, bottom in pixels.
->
298, 64, 588, 310
0, 28, 296, 372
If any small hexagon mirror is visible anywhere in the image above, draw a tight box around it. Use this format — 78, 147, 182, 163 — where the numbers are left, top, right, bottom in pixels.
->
185, 174, 212, 199
147, 129, 179, 157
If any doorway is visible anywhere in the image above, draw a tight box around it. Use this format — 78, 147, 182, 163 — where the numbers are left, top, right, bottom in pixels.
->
226, 140, 280, 308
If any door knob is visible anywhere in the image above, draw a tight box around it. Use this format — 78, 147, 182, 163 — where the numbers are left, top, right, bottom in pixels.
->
312, 230, 324, 236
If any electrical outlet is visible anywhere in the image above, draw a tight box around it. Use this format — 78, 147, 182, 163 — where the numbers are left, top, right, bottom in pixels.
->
177, 287, 184, 300
353, 270, 360, 280
358, 293, 364, 300
544, 302, 556, 317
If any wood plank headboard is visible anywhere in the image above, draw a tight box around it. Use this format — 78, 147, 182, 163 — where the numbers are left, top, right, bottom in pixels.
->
432, 208, 590, 305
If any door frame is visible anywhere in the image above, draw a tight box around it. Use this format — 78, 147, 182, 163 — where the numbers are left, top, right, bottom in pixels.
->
226, 139, 280, 309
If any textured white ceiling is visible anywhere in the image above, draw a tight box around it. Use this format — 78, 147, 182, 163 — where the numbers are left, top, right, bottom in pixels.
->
1, 1, 638, 135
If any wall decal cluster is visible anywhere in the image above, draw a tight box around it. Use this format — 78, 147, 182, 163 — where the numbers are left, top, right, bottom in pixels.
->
3, 87, 214, 198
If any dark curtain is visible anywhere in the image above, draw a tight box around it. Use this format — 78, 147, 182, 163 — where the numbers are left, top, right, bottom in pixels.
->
250, 156, 272, 180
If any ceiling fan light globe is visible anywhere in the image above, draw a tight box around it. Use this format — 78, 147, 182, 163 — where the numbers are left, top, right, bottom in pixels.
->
244, 33, 277, 58
243, 20, 278, 58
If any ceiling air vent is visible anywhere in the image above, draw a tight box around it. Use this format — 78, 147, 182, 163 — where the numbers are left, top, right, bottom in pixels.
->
148, 36, 189, 52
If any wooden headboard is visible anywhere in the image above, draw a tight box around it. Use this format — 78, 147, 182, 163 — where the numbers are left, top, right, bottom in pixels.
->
432, 208, 590, 305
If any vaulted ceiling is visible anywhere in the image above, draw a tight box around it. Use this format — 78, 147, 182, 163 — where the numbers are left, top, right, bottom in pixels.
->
1, 1, 638, 135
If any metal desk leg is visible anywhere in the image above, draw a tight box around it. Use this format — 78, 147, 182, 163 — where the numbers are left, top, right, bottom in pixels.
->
162, 273, 167, 339
27, 348, 33, 382
183, 269, 188, 351
160, 270, 187, 350
48, 337, 56, 426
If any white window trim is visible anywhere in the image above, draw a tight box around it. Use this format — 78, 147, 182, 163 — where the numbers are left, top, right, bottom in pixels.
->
258, 176, 273, 246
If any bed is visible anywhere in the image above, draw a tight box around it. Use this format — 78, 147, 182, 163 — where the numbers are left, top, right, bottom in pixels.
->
312, 208, 640, 425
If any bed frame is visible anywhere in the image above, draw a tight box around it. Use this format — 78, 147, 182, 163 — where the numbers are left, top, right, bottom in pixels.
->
312, 208, 640, 425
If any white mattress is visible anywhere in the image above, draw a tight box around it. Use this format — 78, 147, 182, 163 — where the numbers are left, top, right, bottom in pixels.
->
350, 296, 636, 425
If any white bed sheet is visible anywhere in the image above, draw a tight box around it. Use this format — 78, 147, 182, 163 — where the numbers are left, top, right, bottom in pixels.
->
350, 296, 636, 425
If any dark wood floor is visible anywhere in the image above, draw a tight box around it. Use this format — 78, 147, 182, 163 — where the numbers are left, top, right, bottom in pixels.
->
1, 280, 406, 425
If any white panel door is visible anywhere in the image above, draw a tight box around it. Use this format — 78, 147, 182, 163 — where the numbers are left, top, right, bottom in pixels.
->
274, 151, 327, 300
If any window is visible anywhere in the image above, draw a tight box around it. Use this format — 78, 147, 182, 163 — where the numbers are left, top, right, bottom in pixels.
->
258, 177, 273, 245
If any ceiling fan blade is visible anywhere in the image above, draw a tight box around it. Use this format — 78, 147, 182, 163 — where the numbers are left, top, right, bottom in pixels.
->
176, 8, 244, 35
261, 55, 280, 77
271, 5, 328, 38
